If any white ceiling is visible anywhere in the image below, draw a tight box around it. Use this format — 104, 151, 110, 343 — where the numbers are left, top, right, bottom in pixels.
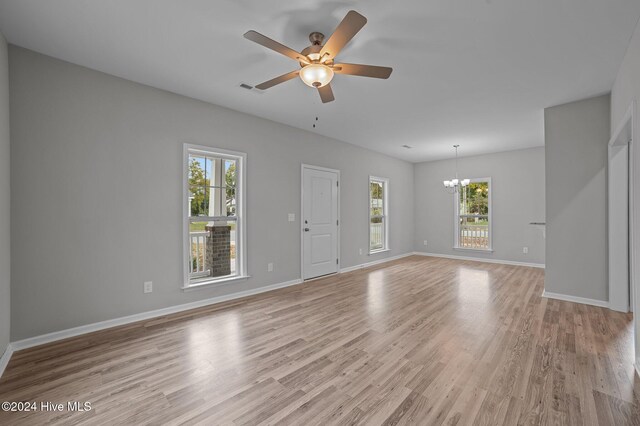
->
0, 0, 639, 162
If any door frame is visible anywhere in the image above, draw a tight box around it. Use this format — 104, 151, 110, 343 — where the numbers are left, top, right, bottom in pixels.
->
608, 100, 635, 313
300, 164, 341, 280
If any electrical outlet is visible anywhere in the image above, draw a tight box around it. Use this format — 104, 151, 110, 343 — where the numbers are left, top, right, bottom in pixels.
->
288, 213, 295, 222
423, 240, 428, 246
143, 281, 153, 293
523, 247, 529, 254
267, 263, 274, 272
359, 248, 363, 255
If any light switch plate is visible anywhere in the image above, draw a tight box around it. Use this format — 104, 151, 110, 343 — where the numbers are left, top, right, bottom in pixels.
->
288, 213, 295, 222
143, 281, 153, 293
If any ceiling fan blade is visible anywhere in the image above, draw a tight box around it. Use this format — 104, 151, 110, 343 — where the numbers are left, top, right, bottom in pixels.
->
255, 70, 300, 90
320, 10, 367, 61
244, 30, 309, 64
333, 63, 393, 79
318, 84, 335, 103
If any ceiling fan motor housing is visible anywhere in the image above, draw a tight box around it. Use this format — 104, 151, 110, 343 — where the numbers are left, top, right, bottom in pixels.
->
300, 44, 324, 64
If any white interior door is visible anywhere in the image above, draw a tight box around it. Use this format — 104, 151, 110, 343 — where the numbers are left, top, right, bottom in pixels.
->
302, 165, 339, 280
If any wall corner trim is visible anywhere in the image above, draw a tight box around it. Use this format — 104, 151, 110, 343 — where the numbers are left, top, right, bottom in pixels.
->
542, 290, 609, 308
0, 344, 14, 379
412, 251, 545, 269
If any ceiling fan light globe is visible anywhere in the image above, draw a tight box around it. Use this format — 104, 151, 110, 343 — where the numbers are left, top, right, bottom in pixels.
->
299, 64, 334, 88
443, 180, 451, 187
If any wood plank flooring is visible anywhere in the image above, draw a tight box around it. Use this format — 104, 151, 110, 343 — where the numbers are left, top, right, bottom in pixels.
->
1, 256, 639, 425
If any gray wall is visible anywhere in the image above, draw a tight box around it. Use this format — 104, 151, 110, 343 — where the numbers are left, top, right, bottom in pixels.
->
9, 46, 415, 340
544, 94, 610, 301
0, 33, 10, 356
413, 148, 545, 265
611, 18, 640, 366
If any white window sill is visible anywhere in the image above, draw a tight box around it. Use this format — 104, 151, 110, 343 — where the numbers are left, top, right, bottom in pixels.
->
453, 247, 494, 253
369, 248, 391, 255
182, 275, 250, 292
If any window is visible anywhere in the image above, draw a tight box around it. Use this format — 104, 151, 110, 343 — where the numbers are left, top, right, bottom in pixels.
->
455, 178, 491, 250
369, 176, 389, 253
183, 145, 246, 288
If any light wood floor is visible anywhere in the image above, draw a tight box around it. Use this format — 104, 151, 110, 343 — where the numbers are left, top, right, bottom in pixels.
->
1, 256, 638, 425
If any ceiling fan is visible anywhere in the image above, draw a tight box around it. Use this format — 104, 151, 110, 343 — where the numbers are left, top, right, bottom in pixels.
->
244, 10, 393, 103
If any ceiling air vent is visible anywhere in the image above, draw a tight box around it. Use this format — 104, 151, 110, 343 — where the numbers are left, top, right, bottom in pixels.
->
239, 83, 254, 90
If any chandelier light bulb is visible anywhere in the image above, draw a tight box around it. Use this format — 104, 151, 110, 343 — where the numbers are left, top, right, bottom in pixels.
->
443, 145, 470, 193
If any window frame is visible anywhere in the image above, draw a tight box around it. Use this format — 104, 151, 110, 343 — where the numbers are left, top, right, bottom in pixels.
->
182, 144, 248, 290
369, 176, 390, 254
453, 177, 493, 252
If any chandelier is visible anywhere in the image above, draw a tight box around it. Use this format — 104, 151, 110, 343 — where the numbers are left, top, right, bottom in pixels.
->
443, 145, 470, 192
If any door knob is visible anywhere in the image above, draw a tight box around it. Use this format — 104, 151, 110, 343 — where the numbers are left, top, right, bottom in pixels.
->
304, 228, 310, 232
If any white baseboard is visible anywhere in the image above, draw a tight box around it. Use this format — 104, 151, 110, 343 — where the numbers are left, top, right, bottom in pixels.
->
0, 343, 14, 379
9, 253, 415, 354
340, 252, 413, 273
413, 251, 545, 269
10, 278, 303, 352
10, 251, 418, 355
542, 290, 609, 308
6, 250, 542, 372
